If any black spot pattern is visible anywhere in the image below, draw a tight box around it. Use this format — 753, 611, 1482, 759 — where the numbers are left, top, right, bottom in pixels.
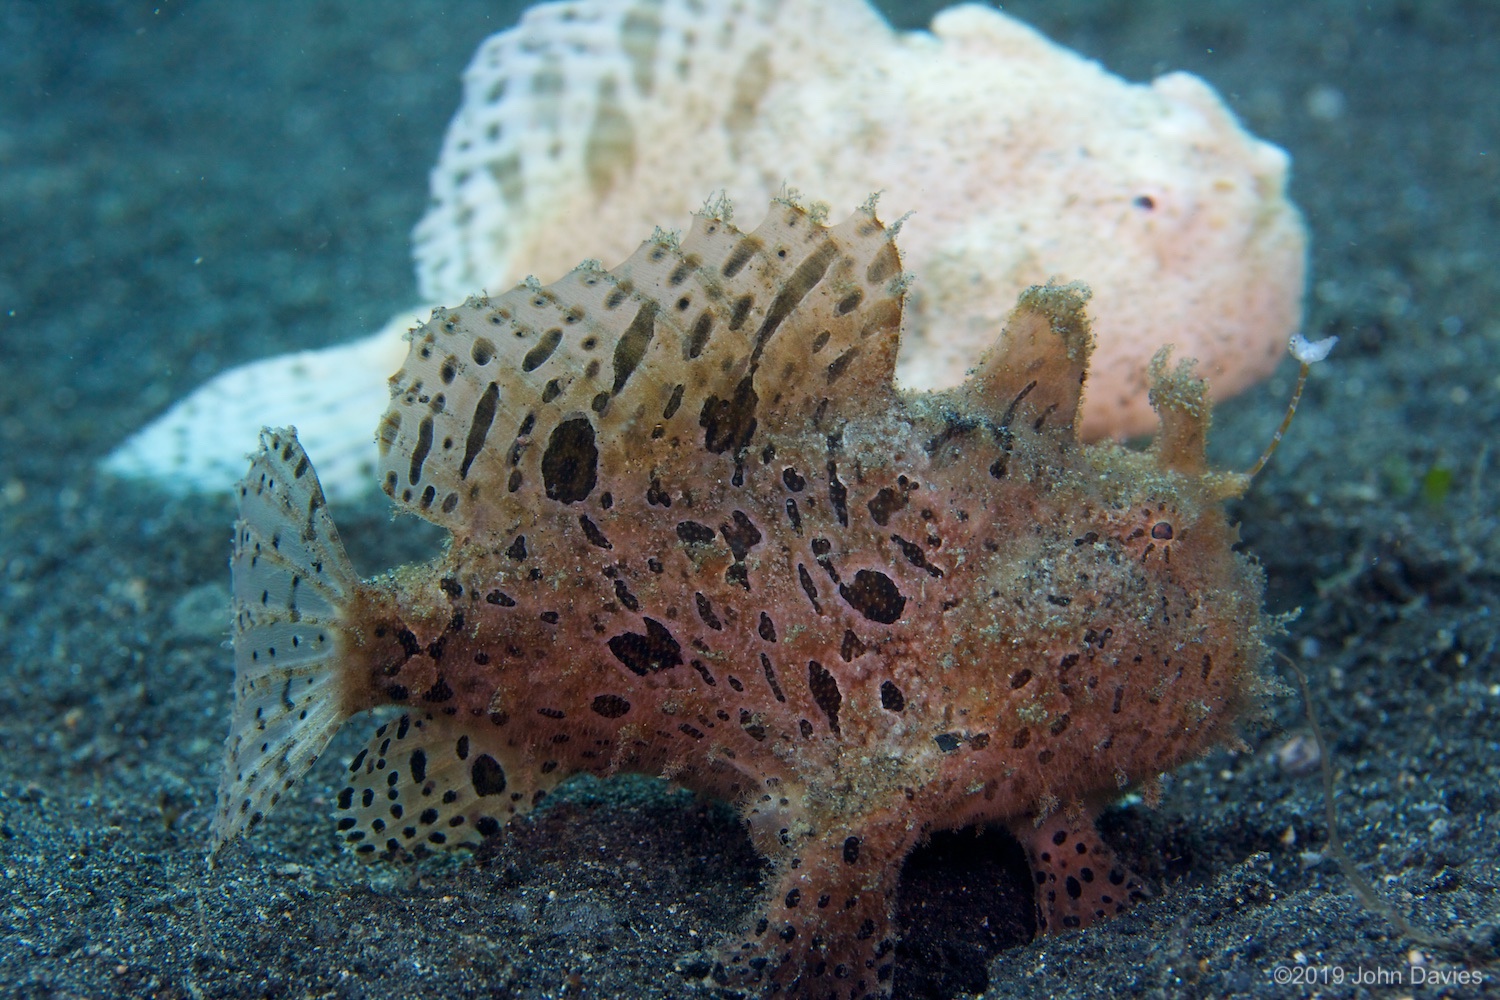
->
699, 375, 758, 455
591, 694, 631, 718
839, 569, 906, 624
470, 754, 507, 796
541, 417, 598, 503
460, 382, 499, 480
607, 618, 683, 676
807, 661, 842, 735
676, 520, 716, 544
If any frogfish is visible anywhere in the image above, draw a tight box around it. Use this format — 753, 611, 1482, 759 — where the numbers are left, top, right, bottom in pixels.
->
211, 196, 1271, 998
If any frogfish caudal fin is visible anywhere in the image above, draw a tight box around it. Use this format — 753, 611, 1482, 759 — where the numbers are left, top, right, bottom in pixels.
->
210, 428, 362, 853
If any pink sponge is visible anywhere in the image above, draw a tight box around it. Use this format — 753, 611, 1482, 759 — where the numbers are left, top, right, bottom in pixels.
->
105, 0, 1305, 500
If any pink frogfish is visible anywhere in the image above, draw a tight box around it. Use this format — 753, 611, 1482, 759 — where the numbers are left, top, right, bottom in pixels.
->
211, 197, 1270, 998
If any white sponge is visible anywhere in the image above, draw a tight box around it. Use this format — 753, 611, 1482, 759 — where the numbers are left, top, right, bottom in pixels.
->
106, 0, 1306, 500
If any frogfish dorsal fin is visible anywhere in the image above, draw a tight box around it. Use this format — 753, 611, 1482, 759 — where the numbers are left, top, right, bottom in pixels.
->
1147, 347, 1211, 476
378, 197, 905, 538
963, 281, 1095, 438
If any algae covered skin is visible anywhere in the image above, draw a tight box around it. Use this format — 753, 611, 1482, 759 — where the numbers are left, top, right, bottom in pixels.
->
211, 198, 1269, 998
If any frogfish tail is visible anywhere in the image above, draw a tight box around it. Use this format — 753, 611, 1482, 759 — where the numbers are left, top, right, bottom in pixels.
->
210, 427, 361, 855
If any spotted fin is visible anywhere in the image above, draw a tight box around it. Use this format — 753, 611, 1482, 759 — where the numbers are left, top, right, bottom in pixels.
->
211, 428, 361, 853
334, 712, 562, 858
379, 198, 905, 537
1010, 806, 1150, 934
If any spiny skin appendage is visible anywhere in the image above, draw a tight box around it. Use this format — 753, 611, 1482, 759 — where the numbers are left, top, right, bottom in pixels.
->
214, 198, 1270, 998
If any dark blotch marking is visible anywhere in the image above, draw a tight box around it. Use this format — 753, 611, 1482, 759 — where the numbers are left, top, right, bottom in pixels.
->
699, 375, 758, 454
579, 515, 612, 549
760, 653, 786, 702
588, 695, 630, 719
521, 327, 563, 372
797, 564, 822, 614
728, 294, 754, 330
925, 414, 986, 459
470, 754, 507, 796
866, 487, 907, 527
840, 629, 867, 662
757, 612, 777, 642
934, 733, 961, 753
676, 520, 716, 545
879, 680, 904, 712
409, 416, 434, 485
507, 535, 528, 561
541, 417, 598, 503
807, 660, 842, 735
720, 510, 762, 561
695, 592, 723, 630
867, 242, 898, 284
740, 709, 767, 742
782, 467, 806, 492
611, 301, 657, 393
691, 659, 716, 686
688, 310, 714, 358
827, 462, 848, 526
750, 241, 838, 363
826, 347, 859, 384
395, 628, 422, 659
891, 534, 943, 578
663, 383, 685, 419
613, 578, 639, 612
785, 497, 802, 533
839, 569, 905, 624
607, 618, 683, 676
843, 836, 861, 864
723, 235, 762, 278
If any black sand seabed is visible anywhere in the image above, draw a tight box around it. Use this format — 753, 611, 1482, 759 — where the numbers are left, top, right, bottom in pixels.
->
2, 1, 1497, 997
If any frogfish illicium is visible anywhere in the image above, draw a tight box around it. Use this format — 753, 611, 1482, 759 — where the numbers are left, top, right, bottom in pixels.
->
211, 196, 1271, 998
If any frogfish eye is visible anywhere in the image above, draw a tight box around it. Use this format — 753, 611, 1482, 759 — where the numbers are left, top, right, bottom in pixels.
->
1150, 521, 1174, 540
